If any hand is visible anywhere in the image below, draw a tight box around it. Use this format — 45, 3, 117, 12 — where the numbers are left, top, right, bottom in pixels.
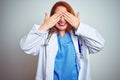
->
39, 12, 62, 31
63, 12, 80, 29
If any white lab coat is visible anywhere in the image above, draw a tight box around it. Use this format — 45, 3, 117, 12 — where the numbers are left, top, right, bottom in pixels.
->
20, 23, 105, 80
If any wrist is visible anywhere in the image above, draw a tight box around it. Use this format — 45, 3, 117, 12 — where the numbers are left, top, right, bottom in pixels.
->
39, 24, 49, 32
74, 22, 80, 30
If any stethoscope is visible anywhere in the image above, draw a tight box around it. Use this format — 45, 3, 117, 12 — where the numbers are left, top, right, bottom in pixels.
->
44, 31, 53, 58
73, 30, 83, 58
44, 30, 83, 58
43, 31, 53, 79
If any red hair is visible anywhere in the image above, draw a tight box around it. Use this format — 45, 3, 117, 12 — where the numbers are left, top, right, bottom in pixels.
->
49, 1, 75, 33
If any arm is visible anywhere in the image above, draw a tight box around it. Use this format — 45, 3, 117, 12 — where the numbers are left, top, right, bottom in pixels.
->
20, 24, 48, 55
20, 12, 62, 55
75, 23, 105, 53
63, 12, 105, 53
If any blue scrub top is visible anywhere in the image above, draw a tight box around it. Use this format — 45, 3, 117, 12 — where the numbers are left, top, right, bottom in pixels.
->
54, 32, 78, 80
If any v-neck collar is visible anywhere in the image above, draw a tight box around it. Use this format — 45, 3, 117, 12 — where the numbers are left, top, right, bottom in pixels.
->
58, 32, 72, 44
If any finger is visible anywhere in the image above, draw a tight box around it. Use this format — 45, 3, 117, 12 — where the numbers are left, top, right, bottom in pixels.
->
63, 12, 73, 23
54, 16, 61, 24
64, 11, 74, 18
76, 12, 80, 18
63, 12, 71, 20
55, 13, 62, 22
63, 15, 73, 25
50, 13, 61, 25
44, 12, 49, 21
51, 12, 62, 19
63, 12, 75, 22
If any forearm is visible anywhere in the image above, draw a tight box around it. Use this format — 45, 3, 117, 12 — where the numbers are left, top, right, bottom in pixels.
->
20, 24, 48, 55
75, 23, 105, 53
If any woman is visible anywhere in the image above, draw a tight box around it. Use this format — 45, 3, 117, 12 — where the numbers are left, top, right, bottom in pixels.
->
20, 1, 105, 80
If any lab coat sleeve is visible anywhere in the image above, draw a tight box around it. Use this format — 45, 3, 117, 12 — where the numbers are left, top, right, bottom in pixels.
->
75, 23, 105, 53
20, 24, 48, 55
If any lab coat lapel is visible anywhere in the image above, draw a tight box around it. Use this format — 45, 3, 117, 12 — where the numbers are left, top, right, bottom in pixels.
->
45, 33, 58, 80
71, 34, 79, 55
71, 34, 85, 80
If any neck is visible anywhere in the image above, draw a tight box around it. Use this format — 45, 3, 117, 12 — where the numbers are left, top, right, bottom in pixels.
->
59, 31, 66, 37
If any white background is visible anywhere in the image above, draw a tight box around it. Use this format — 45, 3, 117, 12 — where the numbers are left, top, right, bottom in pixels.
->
0, 0, 120, 80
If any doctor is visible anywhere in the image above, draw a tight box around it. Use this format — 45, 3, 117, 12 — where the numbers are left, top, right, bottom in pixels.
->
20, 1, 105, 80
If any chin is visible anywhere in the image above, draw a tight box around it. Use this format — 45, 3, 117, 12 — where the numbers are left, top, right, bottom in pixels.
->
56, 26, 67, 31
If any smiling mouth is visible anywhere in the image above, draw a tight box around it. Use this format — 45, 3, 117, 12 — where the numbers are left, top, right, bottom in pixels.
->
58, 22, 67, 26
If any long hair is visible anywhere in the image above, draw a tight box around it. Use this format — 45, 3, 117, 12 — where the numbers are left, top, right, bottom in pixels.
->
49, 1, 75, 33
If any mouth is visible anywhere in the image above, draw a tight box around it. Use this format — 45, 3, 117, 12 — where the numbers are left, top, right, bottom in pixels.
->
58, 22, 67, 26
